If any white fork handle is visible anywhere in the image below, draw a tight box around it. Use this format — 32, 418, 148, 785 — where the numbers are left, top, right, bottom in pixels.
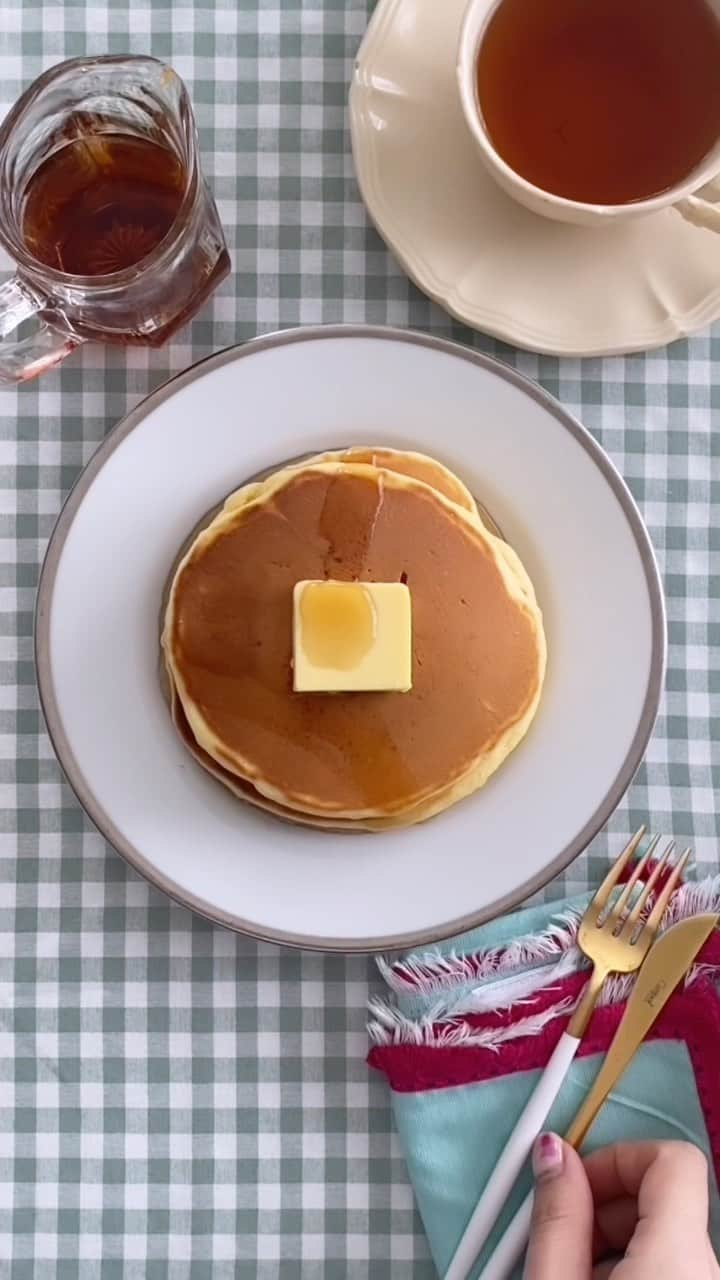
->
478, 1191, 534, 1280
443, 1032, 580, 1280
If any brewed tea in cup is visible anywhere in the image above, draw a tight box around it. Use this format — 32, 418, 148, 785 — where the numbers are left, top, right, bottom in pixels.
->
457, 0, 720, 230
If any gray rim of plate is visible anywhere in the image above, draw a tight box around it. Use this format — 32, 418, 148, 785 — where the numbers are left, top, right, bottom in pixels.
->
35, 325, 667, 953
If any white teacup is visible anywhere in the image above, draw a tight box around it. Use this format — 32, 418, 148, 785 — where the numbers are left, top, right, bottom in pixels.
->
457, 0, 720, 232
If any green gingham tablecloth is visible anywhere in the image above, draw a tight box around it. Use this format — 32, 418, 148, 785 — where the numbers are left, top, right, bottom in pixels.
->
1, 1, 719, 1275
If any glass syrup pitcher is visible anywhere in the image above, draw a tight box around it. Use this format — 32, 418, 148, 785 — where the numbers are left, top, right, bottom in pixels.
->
0, 55, 230, 382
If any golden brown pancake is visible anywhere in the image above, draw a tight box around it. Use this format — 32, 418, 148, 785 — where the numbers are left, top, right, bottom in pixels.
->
161, 446, 524, 830
164, 461, 545, 822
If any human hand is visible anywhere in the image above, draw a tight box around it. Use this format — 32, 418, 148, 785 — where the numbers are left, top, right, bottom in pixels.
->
524, 1134, 719, 1279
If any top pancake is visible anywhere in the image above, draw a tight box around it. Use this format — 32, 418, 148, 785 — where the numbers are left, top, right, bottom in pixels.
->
221, 446, 478, 521
220, 447, 537, 606
164, 460, 545, 820
295, 447, 478, 516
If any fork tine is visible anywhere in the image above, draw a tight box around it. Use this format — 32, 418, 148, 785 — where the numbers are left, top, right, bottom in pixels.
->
620, 838, 676, 930
609, 833, 661, 920
636, 847, 692, 939
590, 826, 646, 915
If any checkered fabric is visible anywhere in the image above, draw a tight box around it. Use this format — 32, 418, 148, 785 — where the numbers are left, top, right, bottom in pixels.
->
0, 0, 718, 1274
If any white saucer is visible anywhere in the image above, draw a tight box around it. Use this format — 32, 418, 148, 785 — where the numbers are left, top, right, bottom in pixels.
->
350, 0, 720, 356
36, 327, 664, 951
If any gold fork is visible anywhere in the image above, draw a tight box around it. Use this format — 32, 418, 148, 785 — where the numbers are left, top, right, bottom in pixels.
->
567, 827, 691, 1036
444, 828, 690, 1280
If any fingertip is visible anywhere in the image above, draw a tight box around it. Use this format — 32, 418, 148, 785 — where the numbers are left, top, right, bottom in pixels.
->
532, 1132, 564, 1181
525, 1136, 594, 1279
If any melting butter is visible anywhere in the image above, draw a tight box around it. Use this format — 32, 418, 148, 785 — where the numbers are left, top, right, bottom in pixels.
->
298, 581, 376, 671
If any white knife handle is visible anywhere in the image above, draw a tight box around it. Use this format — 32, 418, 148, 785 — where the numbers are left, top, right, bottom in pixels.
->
478, 1191, 534, 1280
443, 1031, 580, 1280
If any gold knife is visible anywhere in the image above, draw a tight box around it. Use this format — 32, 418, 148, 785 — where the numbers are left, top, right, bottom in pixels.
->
566, 911, 719, 1149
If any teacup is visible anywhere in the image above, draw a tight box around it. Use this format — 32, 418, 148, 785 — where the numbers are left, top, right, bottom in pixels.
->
457, 0, 720, 232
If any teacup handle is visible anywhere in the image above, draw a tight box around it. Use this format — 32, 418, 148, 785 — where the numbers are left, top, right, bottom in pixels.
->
0, 276, 80, 384
675, 176, 720, 234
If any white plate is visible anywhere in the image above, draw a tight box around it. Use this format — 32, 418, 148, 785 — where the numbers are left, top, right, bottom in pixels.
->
350, 0, 720, 356
36, 327, 665, 951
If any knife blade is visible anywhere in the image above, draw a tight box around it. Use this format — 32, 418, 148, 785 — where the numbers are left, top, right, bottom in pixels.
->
566, 910, 719, 1149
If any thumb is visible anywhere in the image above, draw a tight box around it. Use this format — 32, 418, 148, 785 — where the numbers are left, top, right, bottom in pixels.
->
523, 1134, 593, 1280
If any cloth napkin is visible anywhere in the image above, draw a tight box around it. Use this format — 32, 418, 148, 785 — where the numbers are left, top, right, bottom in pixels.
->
368, 874, 720, 1278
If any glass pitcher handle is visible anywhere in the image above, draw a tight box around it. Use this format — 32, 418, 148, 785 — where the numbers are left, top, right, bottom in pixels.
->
0, 277, 80, 383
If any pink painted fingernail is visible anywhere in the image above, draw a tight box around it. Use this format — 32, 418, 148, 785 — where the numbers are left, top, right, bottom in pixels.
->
532, 1132, 564, 1180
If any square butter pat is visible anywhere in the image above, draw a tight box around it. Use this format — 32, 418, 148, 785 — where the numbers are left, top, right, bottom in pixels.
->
293, 580, 412, 693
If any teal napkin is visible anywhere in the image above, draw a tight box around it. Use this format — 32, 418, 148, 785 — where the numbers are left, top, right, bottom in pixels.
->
369, 880, 720, 1278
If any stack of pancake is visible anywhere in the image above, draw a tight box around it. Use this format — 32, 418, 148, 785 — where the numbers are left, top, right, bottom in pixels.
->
162, 446, 546, 831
